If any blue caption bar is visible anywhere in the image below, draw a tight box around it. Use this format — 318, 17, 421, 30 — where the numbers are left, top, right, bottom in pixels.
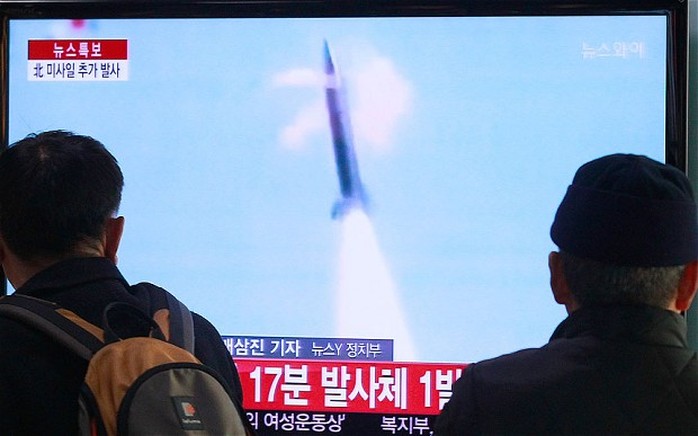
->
222, 336, 394, 361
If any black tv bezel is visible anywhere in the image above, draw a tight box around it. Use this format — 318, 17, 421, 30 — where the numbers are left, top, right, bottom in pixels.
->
0, 0, 690, 299
0, 0, 689, 166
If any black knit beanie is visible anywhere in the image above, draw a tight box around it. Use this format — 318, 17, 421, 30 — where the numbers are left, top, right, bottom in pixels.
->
550, 154, 698, 267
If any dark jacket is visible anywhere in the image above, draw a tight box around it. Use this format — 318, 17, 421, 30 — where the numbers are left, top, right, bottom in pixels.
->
435, 305, 698, 435
0, 257, 245, 435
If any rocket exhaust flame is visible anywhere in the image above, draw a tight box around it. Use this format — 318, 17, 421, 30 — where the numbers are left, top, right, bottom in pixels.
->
335, 209, 417, 361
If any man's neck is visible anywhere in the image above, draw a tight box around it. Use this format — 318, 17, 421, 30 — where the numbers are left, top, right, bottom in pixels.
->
4, 248, 105, 291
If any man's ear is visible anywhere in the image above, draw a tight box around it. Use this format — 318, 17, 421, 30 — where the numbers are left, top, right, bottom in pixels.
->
549, 251, 578, 313
104, 216, 125, 264
674, 259, 698, 312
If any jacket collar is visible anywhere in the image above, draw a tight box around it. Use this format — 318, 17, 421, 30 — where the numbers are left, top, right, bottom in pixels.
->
550, 304, 688, 348
15, 257, 129, 298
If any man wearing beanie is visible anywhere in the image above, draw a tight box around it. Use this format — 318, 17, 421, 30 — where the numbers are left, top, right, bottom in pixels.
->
435, 154, 698, 435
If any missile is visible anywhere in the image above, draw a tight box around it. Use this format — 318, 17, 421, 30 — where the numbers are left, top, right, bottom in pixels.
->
324, 41, 368, 219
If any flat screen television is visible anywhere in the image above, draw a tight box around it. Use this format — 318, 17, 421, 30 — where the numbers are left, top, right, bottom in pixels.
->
0, 1, 690, 434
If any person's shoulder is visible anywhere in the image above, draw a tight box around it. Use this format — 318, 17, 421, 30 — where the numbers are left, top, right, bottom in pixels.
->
188, 310, 231, 361
187, 310, 245, 401
190, 311, 223, 338
466, 338, 589, 386
0, 309, 49, 346
472, 346, 548, 372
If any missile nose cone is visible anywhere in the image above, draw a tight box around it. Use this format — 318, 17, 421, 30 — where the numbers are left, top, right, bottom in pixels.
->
323, 40, 335, 75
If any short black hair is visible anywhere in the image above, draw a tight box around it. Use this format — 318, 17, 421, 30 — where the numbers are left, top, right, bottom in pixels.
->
0, 130, 123, 260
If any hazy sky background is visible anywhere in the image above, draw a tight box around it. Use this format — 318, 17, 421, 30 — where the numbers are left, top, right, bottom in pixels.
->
9, 15, 666, 362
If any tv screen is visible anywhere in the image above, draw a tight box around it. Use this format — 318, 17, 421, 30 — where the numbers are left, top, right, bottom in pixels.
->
1, 1, 688, 434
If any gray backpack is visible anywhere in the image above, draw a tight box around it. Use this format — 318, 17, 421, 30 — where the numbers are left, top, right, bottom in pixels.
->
0, 286, 251, 435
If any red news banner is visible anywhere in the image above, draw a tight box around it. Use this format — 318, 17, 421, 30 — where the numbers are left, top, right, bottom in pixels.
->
236, 359, 466, 416
27, 39, 128, 81
28, 39, 128, 60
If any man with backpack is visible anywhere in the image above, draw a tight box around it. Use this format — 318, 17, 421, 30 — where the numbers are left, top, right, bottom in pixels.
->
0, 130, 253, 434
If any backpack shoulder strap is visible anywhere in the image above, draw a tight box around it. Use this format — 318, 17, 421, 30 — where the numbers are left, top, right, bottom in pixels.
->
131, 283, 195, 353
165, 289, 195, 353
128, 285, 254, 435
0, 294, 104, 360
